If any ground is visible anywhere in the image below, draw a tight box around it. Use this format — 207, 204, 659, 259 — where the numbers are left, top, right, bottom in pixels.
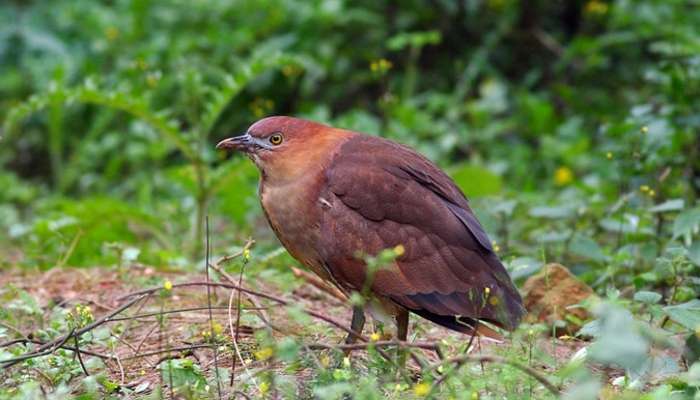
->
0, 263, 606, 399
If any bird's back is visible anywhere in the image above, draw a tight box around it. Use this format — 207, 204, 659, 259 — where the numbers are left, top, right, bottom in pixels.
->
316, 133, 525, 332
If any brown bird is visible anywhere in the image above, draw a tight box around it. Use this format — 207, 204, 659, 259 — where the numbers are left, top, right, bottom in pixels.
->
217, 116, 525, 342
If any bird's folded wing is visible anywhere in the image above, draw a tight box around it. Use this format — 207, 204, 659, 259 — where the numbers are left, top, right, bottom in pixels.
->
318, 136, 524, 330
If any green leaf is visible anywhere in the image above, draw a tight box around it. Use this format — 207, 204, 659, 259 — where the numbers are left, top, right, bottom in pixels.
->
449, 163, 502, 198
663, 300, 700, 331
210, 158, 260, 225
561, 379, 601, 400
490, 199, 517, 216
276, 337, 301, 362
506, 257, 543, 280
387, 30, 441, 50
689, 242, 700, 267
313, 383, 353, 399
529, 205, 575, 219
158, 359, 207, 391
673, 208, 700, 242
649, 199, 684, 213
570, 234, 607, 262
285, 304, 311, 325
686, 362, 700, 386
633, 291, 662, 304
199, 53, 300, 136
588, 304, 649, 370
599, 216, 653, 235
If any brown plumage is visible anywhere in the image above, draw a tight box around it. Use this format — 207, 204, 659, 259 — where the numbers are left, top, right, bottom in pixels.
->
217, 116, 525, 341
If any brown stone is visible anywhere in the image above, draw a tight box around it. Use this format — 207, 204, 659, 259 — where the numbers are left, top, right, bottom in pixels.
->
522, 263, 595, 336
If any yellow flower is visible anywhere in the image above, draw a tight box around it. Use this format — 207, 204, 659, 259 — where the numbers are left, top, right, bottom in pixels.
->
606, 152, 613, 160
146, 72, 160, 88
105, 27, 120, 41
212, 322, 224, 335
243, 248, 251, 261
369, 332, 381, 342
641, 126, 649, 134
492, 242, 501, 252
370, 58, 393, 74
259, 381, 270, 394
484, 287, 491, 296
254, 347, 274, 361
413, 382, 430, 397
163, 280, 173, 291
648, 190, 656, 197
135, 59, 148, 70
584, 0, 608, 15
320, 354, 330, 368
249, 97, 274, 118
471, 392, 480, 400
554, 166, 574, 186
282, 65, 301, 77
393, 244, 405, 256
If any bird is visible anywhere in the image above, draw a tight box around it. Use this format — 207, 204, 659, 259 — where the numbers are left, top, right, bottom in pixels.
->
217, 116, 525, 343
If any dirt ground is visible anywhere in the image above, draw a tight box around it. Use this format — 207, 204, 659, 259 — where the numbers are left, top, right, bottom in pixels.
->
0, 266, 590, 397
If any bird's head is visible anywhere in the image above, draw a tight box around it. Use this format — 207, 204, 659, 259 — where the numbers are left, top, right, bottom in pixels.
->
217, 116, 351, 183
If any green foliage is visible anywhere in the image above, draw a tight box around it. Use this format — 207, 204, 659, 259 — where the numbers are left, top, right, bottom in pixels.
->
158, 359, 208, 398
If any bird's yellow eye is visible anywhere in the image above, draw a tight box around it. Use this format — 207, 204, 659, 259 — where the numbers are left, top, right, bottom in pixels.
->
269, 133, 283, 145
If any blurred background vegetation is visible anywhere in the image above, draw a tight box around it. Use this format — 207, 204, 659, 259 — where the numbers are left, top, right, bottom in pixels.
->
2, 0, 700, 398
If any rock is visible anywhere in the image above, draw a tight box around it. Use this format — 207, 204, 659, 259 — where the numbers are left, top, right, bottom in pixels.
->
522, 263, 595, 336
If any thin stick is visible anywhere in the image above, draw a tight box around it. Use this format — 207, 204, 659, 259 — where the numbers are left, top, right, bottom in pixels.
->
306, 340, 439, 352
120, 283, 366, 340
290, 266, 347, 302
205, 216, 223, 400
231, 249, 249, 386
227, 288, 260, 391
73, 335, 89, 376
135, 321, 159, 355
0, 321, 28, 339
1, 294, 148, 369
0, 328, 76, 366
425, 354, 559, 396
208, 240, 268, 327
120, 281, 410, 379
0, 339, 114, 360
107, 306, 265, 322
122, 344, 214, 361
114, 352, 126, 385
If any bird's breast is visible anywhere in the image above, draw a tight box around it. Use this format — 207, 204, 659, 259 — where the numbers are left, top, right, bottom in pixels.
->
259, 176, 330, 279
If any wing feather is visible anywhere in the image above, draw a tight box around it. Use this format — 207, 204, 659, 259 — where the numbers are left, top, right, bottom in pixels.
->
318, 135, 525, 331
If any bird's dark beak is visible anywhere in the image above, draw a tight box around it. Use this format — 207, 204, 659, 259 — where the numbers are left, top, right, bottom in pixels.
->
216, 133, 253, 152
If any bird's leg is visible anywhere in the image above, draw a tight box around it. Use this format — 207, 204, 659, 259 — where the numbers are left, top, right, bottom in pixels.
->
395, 310, 409, 371
396, 309, 409, 341
345, 305, 366, 345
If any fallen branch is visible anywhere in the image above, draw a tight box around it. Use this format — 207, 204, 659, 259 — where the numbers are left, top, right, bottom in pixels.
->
290, 266, 347, 302
118, 281, 413, 378
0, 328, 76, 367
121, 344, 214, 361
0, 294, 149, 370
106, 306, 266, 322
0, 338, 115, 360
306, 340, 439, 352
425, 354, 560, 396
